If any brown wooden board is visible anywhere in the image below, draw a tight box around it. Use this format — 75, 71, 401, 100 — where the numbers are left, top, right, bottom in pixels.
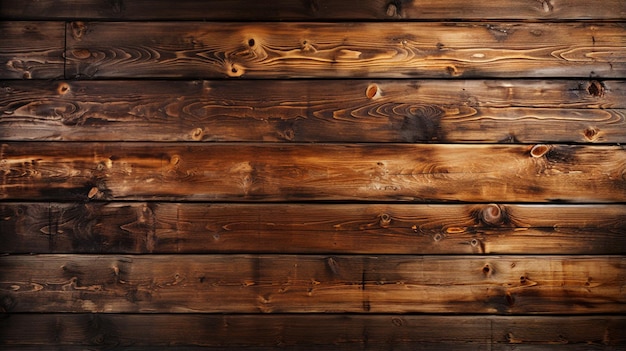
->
0, 22, 65, 79
1, 0, 625, 21
1, 79, 624, 143
1, 314, 624, 350
1, 202, 624, 255
0, 254, 623, 314
64, 22, 626, 79
1, 143, 624, 203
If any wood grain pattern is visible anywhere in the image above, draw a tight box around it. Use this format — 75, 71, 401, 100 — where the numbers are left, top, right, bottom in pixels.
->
1, 254, 624, 314
1, 143, 624, 202
64, 22, 626, 79
2, 79, 624, 143
0, 22, 65, 79
1, 314, 624, 350
1, 0, 625, 20
1, 202, 624, 255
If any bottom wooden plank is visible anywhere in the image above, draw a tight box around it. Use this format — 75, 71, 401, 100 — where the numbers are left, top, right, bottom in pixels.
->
0, 314, 624, 350
1, 255, 624, 314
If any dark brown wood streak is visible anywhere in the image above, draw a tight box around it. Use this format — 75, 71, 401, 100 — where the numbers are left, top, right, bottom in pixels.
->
64, 22, 626, 79
1, 0, 624, 20
1, 202, 624, 254
0, 22, 65, 79
1, 314, 624, 350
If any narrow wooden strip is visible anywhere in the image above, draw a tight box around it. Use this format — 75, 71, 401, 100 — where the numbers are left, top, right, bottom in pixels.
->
1, 0, 624, 20
64, 22, 626, 79
1, 80, 624, 143
0, 22, 65, 79
1, 203, 624, 254
0, 314, 624, 350
0, 255, 623, 313
1, 143, 624, 202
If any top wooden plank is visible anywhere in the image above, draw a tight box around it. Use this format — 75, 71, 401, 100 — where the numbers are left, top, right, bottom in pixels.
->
1, 0, 625, 21
64, 21, 626, 79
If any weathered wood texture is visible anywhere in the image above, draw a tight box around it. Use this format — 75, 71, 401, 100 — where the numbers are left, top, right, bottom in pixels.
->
2, 79, 624, 143
1, 0, 624, 20
1, 143, 624, 202
64, 22, 626, 79
1, 254, 623, 313
1, 203, 624, 255
1, 314, 624, 350
0, 22, 65, 79
2, 0, 625, 349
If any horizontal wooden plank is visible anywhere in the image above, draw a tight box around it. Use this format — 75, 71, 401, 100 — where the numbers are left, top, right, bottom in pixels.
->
0, 255, 623, 313
64, 22, 626, 79
1, 0, 624, 20
1, 143, 624, 202
1, 203, 624, 255
1, 314, 624, 350
0, 22, 65, 79
1, 79, 624, 143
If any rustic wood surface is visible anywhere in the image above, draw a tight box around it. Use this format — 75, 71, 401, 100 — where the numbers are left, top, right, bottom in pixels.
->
0, 22, 65, 79
2, 79, 624, 143
64, 22, 626, 79
1, 254, 623, 314
2, 0, 625, 349
1, 314, 624, 350
1, 202, 624, 255
2, 0, 624, 20
1, 143, 624, 202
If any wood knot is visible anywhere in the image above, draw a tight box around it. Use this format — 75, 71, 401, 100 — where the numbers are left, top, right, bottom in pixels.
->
386, 3, 398, 17
482, 264, 492, 275
446, 65, 461, 76
227, 63, 245, 77
366, 84, 382, 99
583, 127, 600, 141
481, 204, 504, 226
190, 128, 204, 141
587, 80, 605, 97
70, 21, 87, 40
57, 83, 71, 95
539, 0, 553, 13
170, 155, 181, 166
379, 213, 392, 228
72, 49, 92, 59
87, 187, 99, 199
530, 144, 550, 158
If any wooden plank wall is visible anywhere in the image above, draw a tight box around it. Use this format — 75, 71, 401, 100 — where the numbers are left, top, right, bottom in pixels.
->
1, 1, 625, 349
